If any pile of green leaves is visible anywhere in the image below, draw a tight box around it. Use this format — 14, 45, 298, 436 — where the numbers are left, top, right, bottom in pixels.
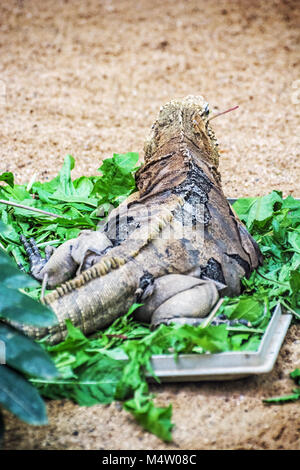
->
0, 152, 139, 299
232, 192, 300, 320
0, 155, 299, 443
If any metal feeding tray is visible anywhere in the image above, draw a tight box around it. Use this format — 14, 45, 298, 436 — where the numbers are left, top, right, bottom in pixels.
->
145, 304, 292, 382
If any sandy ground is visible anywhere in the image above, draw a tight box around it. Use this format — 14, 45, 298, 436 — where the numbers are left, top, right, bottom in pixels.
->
0, 0, 299, 450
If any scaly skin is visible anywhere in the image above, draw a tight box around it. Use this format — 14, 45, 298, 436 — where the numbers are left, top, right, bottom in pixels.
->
20, 95, 263, 344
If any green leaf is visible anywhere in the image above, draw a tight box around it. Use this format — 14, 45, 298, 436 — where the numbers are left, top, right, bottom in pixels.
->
0, 221, 6, 233
71, 354, 123, 406
93, 152, 138, 204
1, 185, 30, 202
123, 384, 173, 442
263, 369, 300, 404
230, 333, 250, 350
31, 184, 60, 203
0, 172, 14, 188
290, 270, 300, 294
73, 176, 94, 198
115, 342, 152, 401
46, 319, 89, 355
234, 192, 283, 230
0, 324, 58, 379
0, 217, 20, 243
282, 195, 300, 211
288, 231, 300, 254
222, 297, 264, 323
58, 154, 76, 196
0, 248, 56, 326
0, 366, 48, 425
263, 389, 300, 404
290, 369, 300, 383
48, 157, 98, 206
32, 322, 124, 406
238, 334, 262, 351
247, 191, 283, 229
113, 152, 139, 173
33, 355, 124, 406
232, 197, 256, 223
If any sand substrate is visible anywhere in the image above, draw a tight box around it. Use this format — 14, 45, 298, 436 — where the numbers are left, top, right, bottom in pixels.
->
0, 0, 299, 450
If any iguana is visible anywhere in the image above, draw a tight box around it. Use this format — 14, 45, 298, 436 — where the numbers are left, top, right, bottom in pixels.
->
19, 95, 263, 344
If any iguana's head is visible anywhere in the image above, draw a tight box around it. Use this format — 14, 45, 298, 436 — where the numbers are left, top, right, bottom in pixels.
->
144, 95, 220, 167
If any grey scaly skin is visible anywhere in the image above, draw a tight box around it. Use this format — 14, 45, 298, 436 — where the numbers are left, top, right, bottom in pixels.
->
19, 95, 263, 344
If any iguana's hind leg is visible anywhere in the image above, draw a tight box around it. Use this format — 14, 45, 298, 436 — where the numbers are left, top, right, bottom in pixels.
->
134, 273, 221, 328
151, 283, 219, 327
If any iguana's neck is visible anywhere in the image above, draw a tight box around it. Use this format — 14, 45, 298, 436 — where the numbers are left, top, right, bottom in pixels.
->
136, 136, 221, 201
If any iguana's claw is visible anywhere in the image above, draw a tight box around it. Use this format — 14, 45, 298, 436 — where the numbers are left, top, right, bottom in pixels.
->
20, 235, 48, 278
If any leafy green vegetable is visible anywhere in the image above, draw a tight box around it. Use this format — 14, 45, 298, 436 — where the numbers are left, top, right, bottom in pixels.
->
48, 155, 98, 207
30, 321, 124, 406
92, 152, 139, 205
233, 191, 283, 231
233, 193, 300, 320
291, 368, 300, 381
221, 296, 265, 323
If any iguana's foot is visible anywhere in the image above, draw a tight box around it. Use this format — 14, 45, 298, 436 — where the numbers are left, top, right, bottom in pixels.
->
134, 273, 222, 328
20, 231, 113, 288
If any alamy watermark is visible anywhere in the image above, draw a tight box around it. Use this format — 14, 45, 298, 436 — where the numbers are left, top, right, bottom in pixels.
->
97, 201, 205, 247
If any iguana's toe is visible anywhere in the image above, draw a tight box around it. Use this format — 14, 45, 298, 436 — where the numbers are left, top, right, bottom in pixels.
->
45, 244, 55, 261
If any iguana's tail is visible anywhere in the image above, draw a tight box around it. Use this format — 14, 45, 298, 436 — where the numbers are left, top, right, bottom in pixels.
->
21, 259, 145, 344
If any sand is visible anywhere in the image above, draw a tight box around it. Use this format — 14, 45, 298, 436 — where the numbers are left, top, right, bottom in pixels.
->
0, 0, 299, 450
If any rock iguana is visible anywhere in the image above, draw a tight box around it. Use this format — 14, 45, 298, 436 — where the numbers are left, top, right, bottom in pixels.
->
19, 95, 263, 344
